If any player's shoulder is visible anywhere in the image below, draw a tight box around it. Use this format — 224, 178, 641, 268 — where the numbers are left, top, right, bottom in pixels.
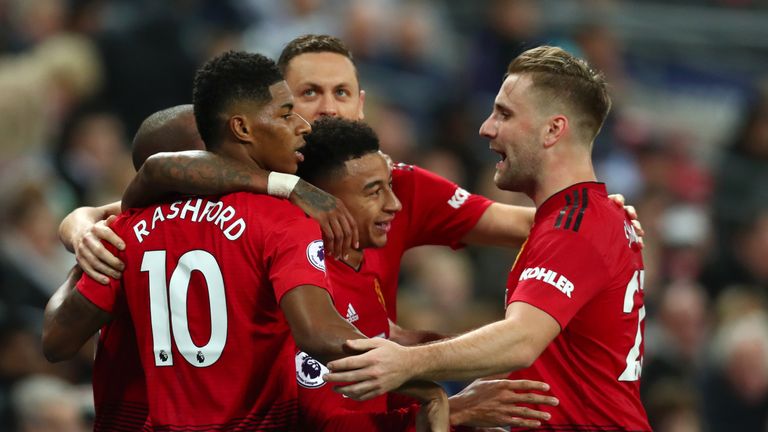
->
392, 162, 440, 182
536, 183, 623, 239
225, 192, 304, 217
391, 162, 461, 196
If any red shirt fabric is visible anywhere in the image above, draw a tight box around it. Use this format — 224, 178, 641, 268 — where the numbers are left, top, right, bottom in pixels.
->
369, 164, 492, 320
91, 316, 151, 431
293, 164, 492, 431
505, 182, 650, 431
77, 193, 328, 431
295, 255, 420, 431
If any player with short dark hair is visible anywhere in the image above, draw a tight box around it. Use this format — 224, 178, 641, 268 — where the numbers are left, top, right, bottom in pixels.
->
325, 45, 652, 431
44, 51, 450, 430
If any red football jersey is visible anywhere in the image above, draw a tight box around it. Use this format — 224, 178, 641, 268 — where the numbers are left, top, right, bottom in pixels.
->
91, 315, 150, 431
295, 254, 421, 431
505, 183, 650, 430
370, 164, 492, 319
77, 193, 328, 430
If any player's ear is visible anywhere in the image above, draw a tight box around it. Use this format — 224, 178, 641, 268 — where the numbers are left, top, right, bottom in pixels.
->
229, 115, 253, 143
357, 90, 366, 121
543, 115, 567, 148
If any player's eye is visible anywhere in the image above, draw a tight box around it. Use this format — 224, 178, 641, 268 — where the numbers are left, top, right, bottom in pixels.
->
302, 89, 317, 97
335, 88, 350, 98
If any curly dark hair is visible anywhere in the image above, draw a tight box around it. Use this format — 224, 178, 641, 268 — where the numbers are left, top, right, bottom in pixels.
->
277, 34, 354, 74
297, 117, 379, 184
192, 51, 283, 149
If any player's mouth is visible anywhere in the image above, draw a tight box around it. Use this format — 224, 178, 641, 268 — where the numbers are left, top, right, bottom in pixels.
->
295, 146, 306, 163
491, 147, 507, 168
374, 219, 393, 233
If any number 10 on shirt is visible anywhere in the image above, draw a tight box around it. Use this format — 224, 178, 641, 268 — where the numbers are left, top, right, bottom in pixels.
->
141, 250, 229, 368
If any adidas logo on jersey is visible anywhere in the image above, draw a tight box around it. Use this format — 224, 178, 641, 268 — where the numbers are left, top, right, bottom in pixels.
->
447, 187, 470, 209
519, 267, 574, 298
345, 304, 359, 323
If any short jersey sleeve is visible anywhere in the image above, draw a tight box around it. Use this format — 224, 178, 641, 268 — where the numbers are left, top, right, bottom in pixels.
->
395, 165, 492, 249
263, 215, 329, 302
508, 230, 609, 329
76, 242, 122, 314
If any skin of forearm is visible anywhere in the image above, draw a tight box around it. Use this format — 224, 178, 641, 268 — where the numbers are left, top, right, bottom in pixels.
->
408, 318, 539, 382
122, 151, 269, 209
463, 203, 535, 248
298, 319, 367, 364
43, 267, 109, 362
389, 323, 452, 346
59, 202, 120, 251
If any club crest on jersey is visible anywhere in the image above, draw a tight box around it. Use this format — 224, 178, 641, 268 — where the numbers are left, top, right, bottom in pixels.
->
295, 351, 329, 388
447, 187, 470, 209
306, 240, 325, 272
519, 267, 574, 298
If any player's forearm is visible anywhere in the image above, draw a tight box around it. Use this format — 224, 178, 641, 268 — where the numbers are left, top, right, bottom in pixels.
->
42, 266, 96, 362
462, 203, 535, 248
59, 202, 121, 251
389, 321, 451, 346
282, 286, 367, 364
300, 319, 368, 364
122, 151, 269, 210
408, 318, 538, 382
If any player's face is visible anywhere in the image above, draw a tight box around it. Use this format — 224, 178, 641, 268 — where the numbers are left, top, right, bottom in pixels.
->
479, 74, 544, 193
324, 152, 400, 249
284, 52, 366, 122
247, 81, 312, 174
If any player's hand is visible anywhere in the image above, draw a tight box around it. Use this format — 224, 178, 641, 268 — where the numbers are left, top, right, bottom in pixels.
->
607, 194, 645, 249
416, 387, 449, 432
449, 379, 558, 428
325, 338, 412, 401
289, 179, 359, 260
73, 215, 125, 284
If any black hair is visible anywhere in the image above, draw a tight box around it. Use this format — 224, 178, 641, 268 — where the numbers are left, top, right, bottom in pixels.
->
297, 117, 379, 184
192, 51, 283, 149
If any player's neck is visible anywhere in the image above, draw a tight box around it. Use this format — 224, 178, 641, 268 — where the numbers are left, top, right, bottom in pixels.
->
341, 248, 364, 270
532, 154, 596, 207
215, 143, 265, 171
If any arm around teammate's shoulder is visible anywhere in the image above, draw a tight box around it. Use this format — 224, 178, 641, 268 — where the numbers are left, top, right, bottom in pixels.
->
461, 203, 535, 248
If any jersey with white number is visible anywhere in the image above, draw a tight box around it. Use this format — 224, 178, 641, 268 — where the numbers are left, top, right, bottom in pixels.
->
77, 193, 328, 430
505, 182, 650, 431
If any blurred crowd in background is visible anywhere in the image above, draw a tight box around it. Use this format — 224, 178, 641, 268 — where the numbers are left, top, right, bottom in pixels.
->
1, 0, 767, 430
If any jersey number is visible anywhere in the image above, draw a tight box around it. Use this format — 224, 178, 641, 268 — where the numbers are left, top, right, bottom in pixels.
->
619, 269, 645, 381
141, 250, 228, 368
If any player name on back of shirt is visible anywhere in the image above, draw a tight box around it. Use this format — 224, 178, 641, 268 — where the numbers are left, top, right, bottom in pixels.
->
132, 198, 246, 243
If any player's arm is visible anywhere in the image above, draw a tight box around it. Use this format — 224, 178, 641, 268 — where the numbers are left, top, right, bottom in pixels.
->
123, 150, 358, 258
280, 285, 367, 363
325, 302, 561, 400
462, 194, 645, 247
461, 203, 535, 248
281, 285, 449, 431
462, 195, 643, 249
42, 266, 111, 362
388, 319, 451, 345
59, 202, 125, 284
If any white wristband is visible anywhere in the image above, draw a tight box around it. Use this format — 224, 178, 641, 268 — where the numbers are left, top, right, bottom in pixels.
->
267, 172, 300, 198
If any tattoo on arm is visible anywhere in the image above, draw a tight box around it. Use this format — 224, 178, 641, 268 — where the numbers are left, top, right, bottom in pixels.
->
291, 180, 338, 211
154, 151, 264, 195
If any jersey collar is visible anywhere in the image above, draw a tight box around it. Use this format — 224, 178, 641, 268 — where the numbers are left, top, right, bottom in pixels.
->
535, 182, 607, 224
